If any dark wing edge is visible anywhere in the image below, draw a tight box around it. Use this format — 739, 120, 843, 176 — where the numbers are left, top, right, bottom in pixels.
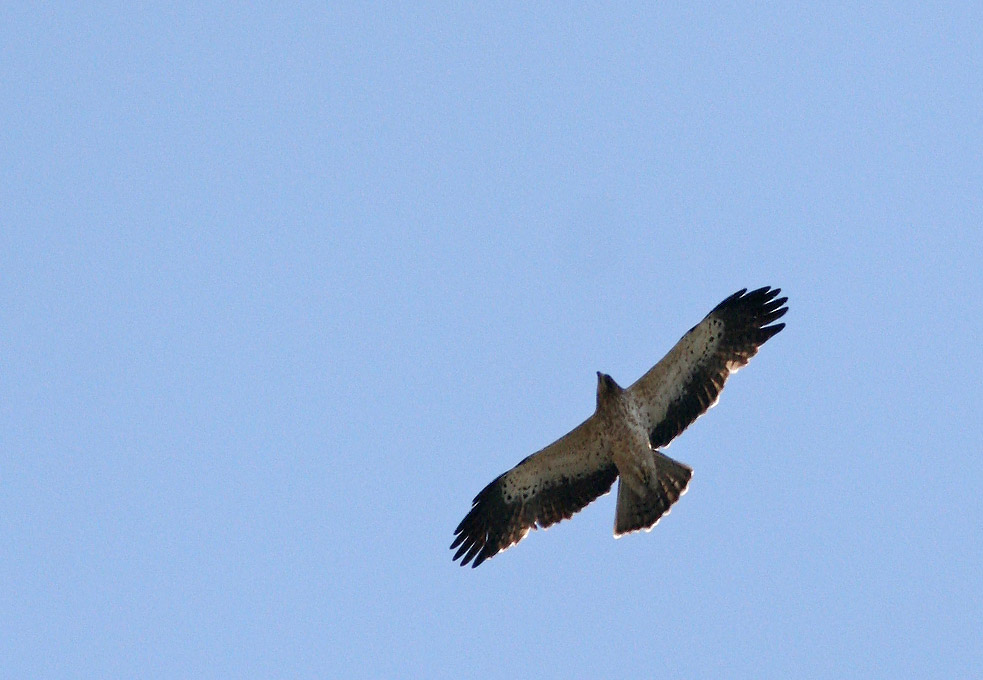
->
648, 286, 788, 449
450, 462, 618, 568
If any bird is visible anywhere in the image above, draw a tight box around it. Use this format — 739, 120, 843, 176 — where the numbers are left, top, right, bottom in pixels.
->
450, 286, 788, 567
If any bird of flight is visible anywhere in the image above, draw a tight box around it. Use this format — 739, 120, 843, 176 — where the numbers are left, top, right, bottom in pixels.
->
451, 287, 788, 567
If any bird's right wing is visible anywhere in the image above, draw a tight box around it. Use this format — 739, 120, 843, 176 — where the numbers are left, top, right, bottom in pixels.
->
451, 416, 617, 568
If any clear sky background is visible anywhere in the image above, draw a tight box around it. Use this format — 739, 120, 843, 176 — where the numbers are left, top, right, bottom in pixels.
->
3, 4, 981, 678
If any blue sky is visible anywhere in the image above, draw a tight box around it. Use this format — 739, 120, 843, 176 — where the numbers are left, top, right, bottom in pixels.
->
3, 3, 981, 678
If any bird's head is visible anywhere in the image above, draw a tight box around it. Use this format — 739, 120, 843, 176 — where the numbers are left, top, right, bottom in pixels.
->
596, 371, 623, 407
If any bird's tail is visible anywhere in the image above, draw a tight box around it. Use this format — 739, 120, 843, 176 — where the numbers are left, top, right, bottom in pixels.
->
614, 450, 692, 536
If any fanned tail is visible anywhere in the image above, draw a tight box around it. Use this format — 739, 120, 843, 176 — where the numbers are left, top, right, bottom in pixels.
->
614, 451, 692, 536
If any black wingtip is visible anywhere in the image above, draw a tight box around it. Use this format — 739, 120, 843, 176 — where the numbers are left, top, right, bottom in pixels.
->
708, 286, 789, 345
715, 286, 787, 311
450, 475, 506, 567
713, 288, 747, 311
759, 322, 786, 343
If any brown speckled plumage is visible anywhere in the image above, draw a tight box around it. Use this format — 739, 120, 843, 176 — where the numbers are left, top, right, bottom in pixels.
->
451, 287, 787, 567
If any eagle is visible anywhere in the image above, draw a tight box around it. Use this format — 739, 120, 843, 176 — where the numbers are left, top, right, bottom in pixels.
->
451, 286, 788, 567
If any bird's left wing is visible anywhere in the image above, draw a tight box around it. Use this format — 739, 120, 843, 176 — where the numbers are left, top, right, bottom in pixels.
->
451, 416, 617, 568
628, 286, 788, 449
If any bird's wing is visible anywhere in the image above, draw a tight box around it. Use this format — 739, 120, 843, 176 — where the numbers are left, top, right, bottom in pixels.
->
628, 287, 788, 449
451, 416, 618, 568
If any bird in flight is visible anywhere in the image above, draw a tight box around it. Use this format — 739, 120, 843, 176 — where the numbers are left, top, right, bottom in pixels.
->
451, 286, 788, 567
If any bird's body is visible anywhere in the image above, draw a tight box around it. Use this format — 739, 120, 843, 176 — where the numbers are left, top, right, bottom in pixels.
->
451, 287, 788, 567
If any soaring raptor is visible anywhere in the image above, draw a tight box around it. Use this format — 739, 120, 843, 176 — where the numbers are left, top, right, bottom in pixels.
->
451, 286, 788, 567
